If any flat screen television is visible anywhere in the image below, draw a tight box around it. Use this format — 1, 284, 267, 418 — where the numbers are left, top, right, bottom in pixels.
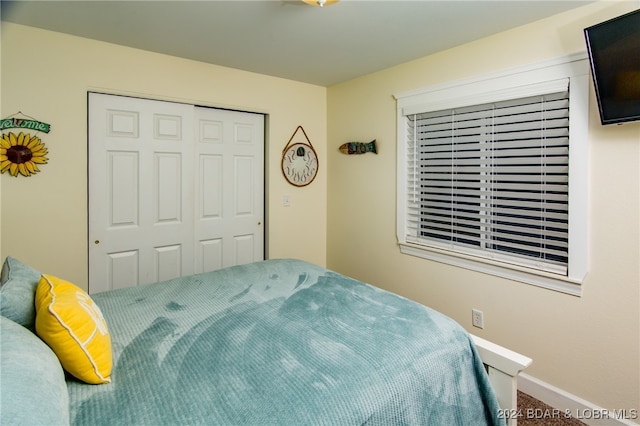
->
584, 9, 640, 125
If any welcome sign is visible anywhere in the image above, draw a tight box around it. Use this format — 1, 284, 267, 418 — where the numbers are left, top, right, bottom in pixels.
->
1, 113, 51, 177
0, 116, 51, 133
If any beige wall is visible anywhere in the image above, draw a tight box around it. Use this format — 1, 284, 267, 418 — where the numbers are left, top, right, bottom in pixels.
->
0, 23, 328, 288
327, 0, 639, 416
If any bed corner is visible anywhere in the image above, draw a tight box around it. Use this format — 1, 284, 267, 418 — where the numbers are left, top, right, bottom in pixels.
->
471, 334, 533, 426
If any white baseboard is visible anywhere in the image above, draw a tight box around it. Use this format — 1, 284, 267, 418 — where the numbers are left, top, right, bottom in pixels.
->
519, 373, 639, 426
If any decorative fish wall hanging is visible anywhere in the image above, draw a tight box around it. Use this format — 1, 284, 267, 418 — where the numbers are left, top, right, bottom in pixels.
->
339, 139, 377, 155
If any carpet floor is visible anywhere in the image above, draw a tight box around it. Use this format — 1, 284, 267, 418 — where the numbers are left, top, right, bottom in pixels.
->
517, 391, 586, 426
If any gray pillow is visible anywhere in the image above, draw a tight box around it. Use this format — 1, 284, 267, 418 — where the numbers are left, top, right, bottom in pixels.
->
0, 256, 42, 331
0, 316, 70, 426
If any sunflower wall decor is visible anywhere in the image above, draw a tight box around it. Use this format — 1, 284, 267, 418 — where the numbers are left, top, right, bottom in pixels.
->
0, 113, 51, 177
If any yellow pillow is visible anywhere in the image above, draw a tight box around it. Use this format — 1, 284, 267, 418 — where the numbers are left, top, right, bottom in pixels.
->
35, 274, 112, 384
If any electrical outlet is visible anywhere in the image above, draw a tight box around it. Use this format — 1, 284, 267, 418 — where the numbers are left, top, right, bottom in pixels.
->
472, 309, 484, 329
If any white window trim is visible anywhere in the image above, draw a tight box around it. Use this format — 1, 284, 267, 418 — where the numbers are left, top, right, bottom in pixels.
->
394, 53, 589, 296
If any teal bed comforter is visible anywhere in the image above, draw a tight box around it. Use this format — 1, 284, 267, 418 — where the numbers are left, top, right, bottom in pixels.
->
67, 259, 504, 425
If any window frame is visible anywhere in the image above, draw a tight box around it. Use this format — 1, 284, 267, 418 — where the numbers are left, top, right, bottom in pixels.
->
394, 53, 589, 296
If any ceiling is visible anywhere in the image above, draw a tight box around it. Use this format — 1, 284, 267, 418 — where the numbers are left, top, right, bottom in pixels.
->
1, 0, 593, 87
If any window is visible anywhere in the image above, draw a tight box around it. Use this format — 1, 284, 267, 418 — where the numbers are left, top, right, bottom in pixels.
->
395, 54, 589, 295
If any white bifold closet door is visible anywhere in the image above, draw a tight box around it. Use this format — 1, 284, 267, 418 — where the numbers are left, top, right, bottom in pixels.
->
88, 93, 264, 294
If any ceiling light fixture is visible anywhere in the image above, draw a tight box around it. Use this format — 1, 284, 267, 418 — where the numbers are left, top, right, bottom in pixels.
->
302, 0, 339, 7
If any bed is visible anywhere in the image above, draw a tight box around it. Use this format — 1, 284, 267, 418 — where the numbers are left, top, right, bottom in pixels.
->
0, 257, 531, 425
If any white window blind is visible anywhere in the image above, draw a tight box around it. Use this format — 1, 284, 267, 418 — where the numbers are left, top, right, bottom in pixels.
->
405, 89, 570, 274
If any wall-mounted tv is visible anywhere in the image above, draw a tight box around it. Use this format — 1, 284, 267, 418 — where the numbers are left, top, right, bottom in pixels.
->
584, 9, 640, 125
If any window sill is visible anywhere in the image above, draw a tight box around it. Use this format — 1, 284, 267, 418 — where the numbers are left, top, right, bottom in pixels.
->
399, 242, 583, 296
